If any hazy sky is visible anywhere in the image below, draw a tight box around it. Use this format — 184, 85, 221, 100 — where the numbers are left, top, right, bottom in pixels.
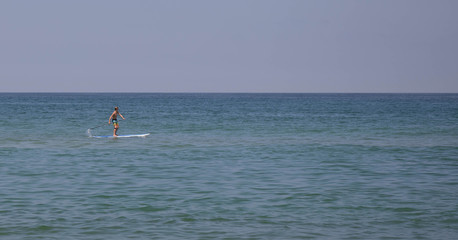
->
1, 0, 457, 92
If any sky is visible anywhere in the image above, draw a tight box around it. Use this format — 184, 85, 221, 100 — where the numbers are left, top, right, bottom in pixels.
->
1, 0, 457, 93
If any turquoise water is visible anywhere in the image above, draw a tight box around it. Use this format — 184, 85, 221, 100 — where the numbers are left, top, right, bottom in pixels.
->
1, 93, 457, 239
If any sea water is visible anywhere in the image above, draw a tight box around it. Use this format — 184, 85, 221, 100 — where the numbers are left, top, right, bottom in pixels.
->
0, 93, 457, 239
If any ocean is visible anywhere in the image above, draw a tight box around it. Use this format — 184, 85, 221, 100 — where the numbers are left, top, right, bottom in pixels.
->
1, 93, 457, 239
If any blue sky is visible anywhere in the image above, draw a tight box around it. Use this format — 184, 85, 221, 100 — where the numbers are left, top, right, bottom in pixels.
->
1, 0, 457, 92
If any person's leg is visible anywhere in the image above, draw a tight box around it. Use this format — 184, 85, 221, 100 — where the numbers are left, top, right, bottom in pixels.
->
114, 124, 119, 136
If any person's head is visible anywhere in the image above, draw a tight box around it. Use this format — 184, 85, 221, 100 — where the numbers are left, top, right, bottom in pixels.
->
115, 106, 119, 111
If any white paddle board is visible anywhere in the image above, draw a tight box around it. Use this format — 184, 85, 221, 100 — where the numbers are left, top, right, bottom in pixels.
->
92, 133, 150, 138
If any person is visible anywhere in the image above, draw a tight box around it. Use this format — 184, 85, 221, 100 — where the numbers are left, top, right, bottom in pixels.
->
108, 107, 125, 136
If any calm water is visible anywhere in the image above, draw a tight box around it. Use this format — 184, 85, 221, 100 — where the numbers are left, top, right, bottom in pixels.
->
1, 93, 457, 239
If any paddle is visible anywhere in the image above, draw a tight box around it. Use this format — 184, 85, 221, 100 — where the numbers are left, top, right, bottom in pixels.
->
87, 119, 125, 137
87, 123, 108, 137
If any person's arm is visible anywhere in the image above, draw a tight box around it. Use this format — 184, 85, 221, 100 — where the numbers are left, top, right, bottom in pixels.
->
119, 112, 125, 120
108, 112, 113, 124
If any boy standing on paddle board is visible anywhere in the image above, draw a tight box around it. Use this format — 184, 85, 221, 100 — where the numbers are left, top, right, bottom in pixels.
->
108, 107, 125, 136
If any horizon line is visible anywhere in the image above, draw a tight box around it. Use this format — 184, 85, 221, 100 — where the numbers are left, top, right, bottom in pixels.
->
1, 91, 457, 94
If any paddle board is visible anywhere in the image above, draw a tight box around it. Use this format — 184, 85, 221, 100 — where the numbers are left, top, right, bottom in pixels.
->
92, 133, 150, 138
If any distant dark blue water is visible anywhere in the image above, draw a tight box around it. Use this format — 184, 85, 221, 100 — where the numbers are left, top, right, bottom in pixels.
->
1, 93, 457, 239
